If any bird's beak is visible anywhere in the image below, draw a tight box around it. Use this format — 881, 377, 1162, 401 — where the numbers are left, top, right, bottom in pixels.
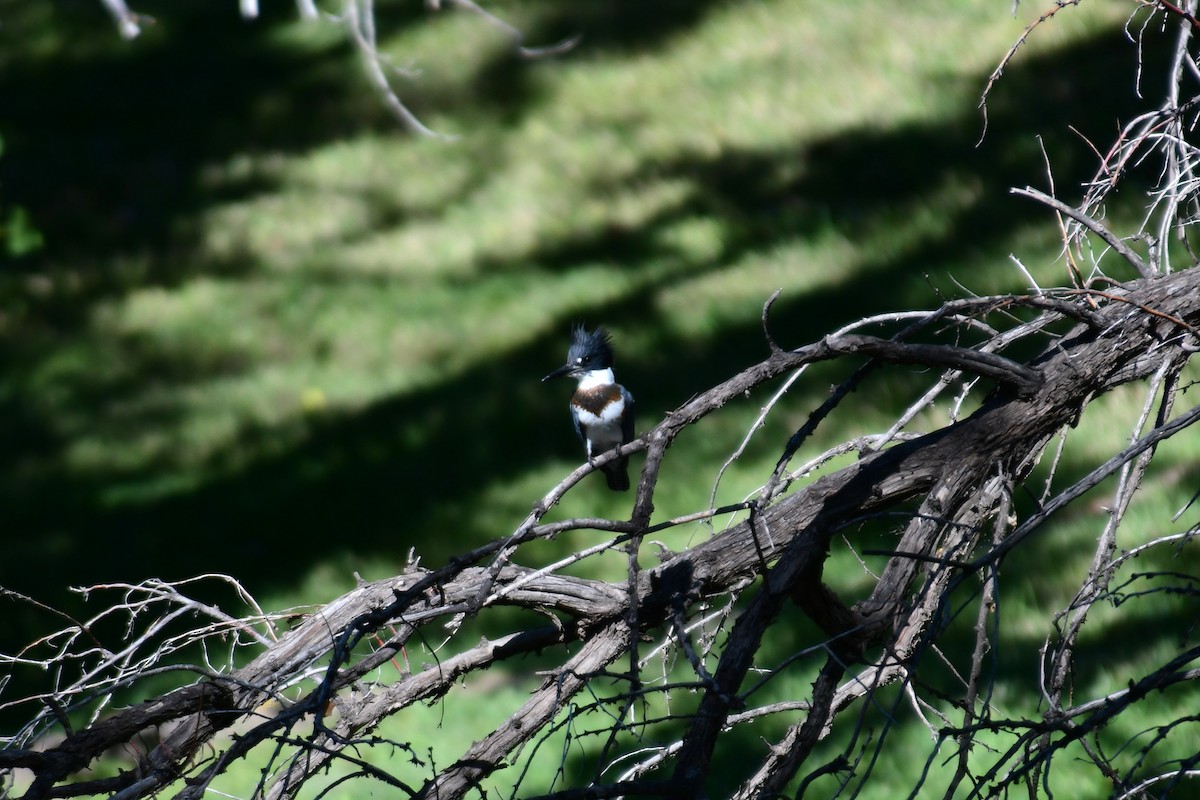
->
542, 363, 575, 382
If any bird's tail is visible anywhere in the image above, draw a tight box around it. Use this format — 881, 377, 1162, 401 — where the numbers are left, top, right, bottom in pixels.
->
603, 457, 630, 492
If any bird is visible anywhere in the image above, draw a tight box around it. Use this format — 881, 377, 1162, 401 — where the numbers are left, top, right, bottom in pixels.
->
542, 325, 636, 491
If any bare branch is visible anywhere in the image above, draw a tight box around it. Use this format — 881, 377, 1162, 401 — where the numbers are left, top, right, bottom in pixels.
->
15, 5, 1200, 798
1012, 185, 1155, 278
97, 0, 145, 39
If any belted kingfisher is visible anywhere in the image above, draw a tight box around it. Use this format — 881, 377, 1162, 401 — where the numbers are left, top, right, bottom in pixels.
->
542, 325, 636, 491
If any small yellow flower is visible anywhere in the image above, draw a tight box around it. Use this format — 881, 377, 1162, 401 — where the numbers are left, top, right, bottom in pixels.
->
300, 387, 327, 413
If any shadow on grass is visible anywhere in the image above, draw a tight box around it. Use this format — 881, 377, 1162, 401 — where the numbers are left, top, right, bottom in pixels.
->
1, 3, 379, 259
0, 0, 739, 716
0, 11, 1163, 585
0, 2, 1190, 754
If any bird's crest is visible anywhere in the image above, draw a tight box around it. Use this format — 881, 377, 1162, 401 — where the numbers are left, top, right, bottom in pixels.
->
567, 325, 614, 366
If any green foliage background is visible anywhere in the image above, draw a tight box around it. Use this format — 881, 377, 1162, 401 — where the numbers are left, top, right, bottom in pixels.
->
3, 1, 1199, 797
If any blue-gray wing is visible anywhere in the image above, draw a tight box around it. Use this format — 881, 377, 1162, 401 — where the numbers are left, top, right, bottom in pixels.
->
570, 403, 584, 442
621, 386, 635, 444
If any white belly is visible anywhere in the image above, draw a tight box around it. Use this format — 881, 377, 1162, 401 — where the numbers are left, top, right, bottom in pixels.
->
576, 397, 625, 450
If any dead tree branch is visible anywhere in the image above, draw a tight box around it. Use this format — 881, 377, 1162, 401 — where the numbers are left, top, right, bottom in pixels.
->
94, 0, 575, 137
3, 273, 1199, 799
8, 4, 1200, 799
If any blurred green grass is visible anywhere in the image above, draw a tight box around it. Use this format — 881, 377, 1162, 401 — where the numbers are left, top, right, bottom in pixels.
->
3, 0, 1199, 796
